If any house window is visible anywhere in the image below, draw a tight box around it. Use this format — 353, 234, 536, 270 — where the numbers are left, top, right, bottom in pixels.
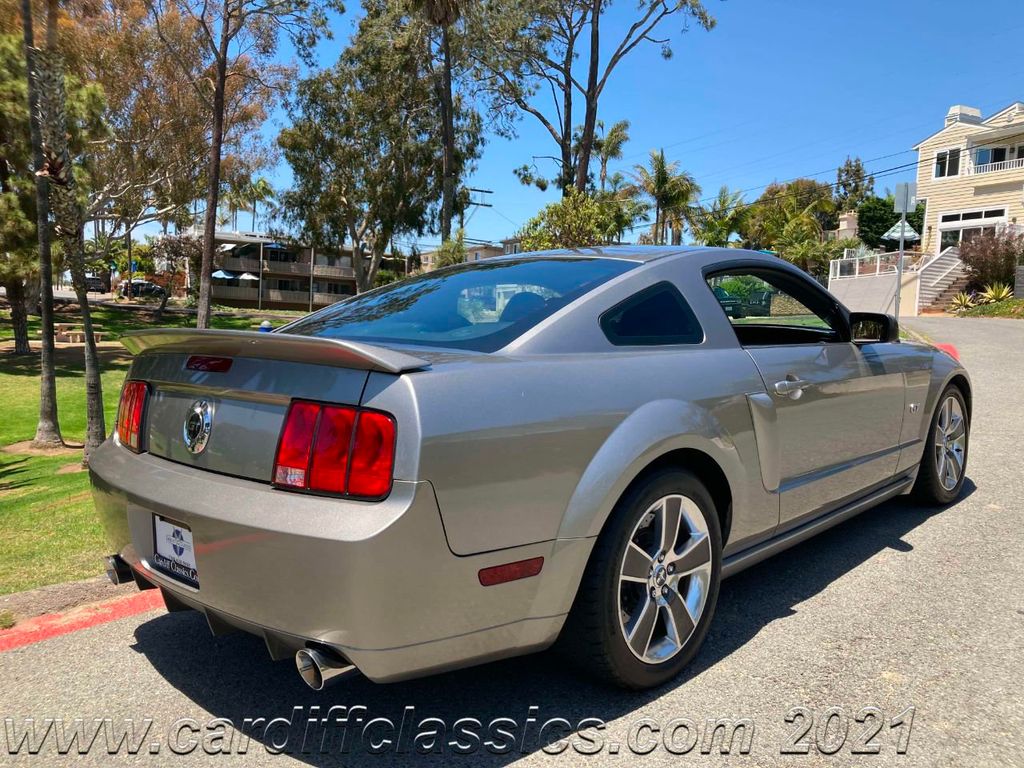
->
934, 148, 961, 178
938, 208, 1006, 250
975, 147, 1007, 166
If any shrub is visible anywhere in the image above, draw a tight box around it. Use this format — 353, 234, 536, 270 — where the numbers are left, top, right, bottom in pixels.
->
958, 230, 1024, 288
949, 292, 976, 314
978, 282, 1013, 304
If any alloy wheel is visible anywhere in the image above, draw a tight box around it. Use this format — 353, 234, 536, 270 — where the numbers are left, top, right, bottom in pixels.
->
934, 395, 967, 491
617, 494, 713, 664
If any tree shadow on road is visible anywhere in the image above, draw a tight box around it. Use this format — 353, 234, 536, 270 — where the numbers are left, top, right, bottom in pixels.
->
130, 482, 974, 765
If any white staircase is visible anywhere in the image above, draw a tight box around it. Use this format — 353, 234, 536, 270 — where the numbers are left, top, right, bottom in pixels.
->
917, 248, 967, 311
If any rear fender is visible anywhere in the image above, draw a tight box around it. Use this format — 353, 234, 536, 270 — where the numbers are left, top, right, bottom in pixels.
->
556, 398, 755, 542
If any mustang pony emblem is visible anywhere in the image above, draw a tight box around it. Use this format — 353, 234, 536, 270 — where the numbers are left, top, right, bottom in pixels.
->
183, 400, 213, 455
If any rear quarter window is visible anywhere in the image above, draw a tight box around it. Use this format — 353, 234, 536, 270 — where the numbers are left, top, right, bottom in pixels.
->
600, 282, 704, 346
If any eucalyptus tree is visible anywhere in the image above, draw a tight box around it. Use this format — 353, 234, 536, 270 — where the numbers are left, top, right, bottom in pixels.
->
147, 0, 343, 328
279, 2, 468, 292
469, 0, 713, 194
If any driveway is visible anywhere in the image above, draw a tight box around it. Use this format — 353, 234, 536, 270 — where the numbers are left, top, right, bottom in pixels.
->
2, 317, 1022, 766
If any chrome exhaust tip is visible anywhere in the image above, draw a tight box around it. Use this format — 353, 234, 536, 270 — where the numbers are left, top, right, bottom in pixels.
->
295, 648, 357, 691
104, 555, 133, 585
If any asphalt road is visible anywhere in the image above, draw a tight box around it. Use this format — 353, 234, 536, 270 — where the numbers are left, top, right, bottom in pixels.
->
2, 316, 1022, 767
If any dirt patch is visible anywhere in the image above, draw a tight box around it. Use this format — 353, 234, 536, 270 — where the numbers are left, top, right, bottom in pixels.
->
57, 462, 87, 475
1, 440, 83, 457
0, 576, 136, 625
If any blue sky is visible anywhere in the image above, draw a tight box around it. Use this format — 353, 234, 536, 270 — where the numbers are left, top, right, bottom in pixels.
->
261, 0, 1024, 252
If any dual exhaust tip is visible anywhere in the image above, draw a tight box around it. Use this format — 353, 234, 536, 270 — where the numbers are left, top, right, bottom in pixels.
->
295, 648, 358, 690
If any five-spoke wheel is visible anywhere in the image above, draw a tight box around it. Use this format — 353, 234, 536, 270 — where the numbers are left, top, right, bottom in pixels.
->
913, 384, 969, 505
559, 468, 722, 689
618, 494, 713, 664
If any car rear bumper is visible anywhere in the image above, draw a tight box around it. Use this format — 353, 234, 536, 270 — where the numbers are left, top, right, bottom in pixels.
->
89, 439, 591, 682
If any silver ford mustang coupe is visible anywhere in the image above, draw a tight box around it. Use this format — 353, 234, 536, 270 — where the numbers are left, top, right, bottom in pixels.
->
91, 247, 971, 690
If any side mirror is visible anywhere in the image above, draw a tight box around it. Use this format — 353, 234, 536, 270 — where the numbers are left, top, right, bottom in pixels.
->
849, 311, 899, 343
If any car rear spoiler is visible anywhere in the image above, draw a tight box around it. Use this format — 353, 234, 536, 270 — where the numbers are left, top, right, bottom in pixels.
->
121, 329, 430, 374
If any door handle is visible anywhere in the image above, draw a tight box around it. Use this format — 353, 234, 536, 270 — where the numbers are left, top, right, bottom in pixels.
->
774, 377, 810, 399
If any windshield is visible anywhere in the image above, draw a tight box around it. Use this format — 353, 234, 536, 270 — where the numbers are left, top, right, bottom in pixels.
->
280, 257, 636, 352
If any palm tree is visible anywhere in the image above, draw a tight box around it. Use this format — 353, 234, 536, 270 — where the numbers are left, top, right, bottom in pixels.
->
415, 0, 460, 241
21, 0, 62, 446
632, 149, 700, 245
690, 185, 747, 247
595, 120, 629, 192
248, 177, 274, 232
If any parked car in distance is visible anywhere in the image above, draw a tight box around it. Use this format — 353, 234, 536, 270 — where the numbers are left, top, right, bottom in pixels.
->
91, 246, 971, 691
85, 276, 106, 293
710, 284, 744, 318
119, 280, 165, 299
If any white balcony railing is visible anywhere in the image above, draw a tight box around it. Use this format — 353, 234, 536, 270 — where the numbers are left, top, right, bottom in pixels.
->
967, 157, 1024, 175
829, 252, 900, 281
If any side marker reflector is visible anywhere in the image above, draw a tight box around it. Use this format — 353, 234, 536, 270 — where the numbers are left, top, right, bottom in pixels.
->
478, 557, 545, 587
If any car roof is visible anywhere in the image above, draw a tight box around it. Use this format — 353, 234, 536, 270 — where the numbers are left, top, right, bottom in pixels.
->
490, 245, 712, 264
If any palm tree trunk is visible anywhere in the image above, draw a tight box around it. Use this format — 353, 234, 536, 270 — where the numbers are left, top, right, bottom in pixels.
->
38, 0, 105, 463
4, 279, 31, 355
21, 0, 62, 448
197, 16, 230, 329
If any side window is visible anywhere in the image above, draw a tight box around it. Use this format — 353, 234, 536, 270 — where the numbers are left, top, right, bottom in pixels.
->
705, 270, 841, 346
601, 282, 703, 346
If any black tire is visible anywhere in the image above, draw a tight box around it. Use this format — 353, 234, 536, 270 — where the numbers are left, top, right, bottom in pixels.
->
559, 468, 722, 689
911, 385, 969, 505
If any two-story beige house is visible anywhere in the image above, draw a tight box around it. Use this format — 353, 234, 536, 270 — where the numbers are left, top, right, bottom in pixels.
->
914, 102, 1024, 256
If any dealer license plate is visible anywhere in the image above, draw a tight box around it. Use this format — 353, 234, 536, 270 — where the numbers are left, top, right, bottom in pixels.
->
152, 516, 199, 586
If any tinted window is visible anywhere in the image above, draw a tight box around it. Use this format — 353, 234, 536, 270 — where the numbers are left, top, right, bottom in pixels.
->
281, 257, 635, 352
600, 282, 703, 346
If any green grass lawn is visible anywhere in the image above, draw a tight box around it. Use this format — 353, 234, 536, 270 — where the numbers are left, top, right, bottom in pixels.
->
0, 303, 297, 596
960, 298, 1024, 318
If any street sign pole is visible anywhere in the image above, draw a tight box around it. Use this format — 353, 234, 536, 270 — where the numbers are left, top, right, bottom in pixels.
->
893, 182, 917, 320
894, 209, 907, 319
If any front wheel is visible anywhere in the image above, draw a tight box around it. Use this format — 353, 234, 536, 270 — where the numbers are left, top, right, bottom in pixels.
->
912, 385, 969, 505
559, 468, 722, 689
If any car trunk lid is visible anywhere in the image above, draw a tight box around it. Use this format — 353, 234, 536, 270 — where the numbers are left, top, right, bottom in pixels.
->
123, 330, 429, 483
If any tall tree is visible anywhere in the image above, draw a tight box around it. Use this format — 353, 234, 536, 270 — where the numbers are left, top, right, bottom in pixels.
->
35, 0, 108, 461
835, 155, 874, 212
279, 2, 464, 292
471, 0, 713, 194
415, 0, 459, 241
740, 178, 836, 251
0, 34, 39, 355
147, 0, 342, 328
632, 148, 699, 245
690, 185, 746, 247
595, 119, 629, 192
19, 0, 62, 447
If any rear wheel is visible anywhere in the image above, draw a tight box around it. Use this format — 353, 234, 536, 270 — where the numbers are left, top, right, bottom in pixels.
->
560, 468, 722, 689
912, 385, 969, 505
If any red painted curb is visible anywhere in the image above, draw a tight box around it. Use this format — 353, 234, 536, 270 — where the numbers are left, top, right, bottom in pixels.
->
0, 590, 165, 652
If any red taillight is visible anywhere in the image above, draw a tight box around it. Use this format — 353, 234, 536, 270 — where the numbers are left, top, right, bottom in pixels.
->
273, 401, 396, 499
116, 380, 149, 452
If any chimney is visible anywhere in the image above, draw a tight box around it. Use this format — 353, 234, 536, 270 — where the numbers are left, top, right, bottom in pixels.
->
945, 105, 982, 126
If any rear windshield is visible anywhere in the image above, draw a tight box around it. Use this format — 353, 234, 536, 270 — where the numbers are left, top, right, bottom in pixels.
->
281, 257, 636, 352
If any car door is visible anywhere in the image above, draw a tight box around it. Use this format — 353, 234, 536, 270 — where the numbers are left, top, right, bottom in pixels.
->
706, 266, 905, 526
